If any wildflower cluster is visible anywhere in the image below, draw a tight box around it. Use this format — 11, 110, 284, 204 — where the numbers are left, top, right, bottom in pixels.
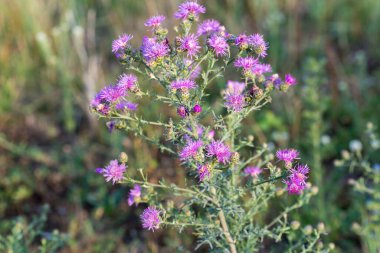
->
91, 1, 329, 252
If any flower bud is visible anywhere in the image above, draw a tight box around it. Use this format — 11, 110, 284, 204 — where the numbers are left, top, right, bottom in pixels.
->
317, 222, 325, 233
177, 106, 188, 118
303, 225, 313, 235
193, 104, 202, 114
119, 152, 128, 163
328, 243, 335, 250
231, 152, 240, 164
291, 221, 300, 230
311, 186, 319, 195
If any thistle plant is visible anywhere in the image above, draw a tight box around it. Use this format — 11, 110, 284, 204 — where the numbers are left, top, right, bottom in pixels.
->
91, 1, 330, 252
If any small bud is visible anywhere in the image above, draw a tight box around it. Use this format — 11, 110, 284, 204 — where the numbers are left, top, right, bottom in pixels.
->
193, 104, 202, 114
341, 150, 350, 160
231, 152, 240, 164
291, 221, 300, 230
177, 106, 188, 118
119, 152, 128, 163
248, 135, 254, 142
181, 89, 190, 101
276, 188, 285, 196
311, 186, 319, 195
317, 241, 324, 250
280, 83, 290, 92
317, 222, 325, 233
328, 243, 335, 250
303, 225, 313, 235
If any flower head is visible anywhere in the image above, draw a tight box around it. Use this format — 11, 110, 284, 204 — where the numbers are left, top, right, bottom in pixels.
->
179, 139, 203, 161
170, 79, 196, 90
175, 1, 206, 20
284, 164, 310, 195
144, 15, 166, 28
128, 184, 142, 206
206, 140, 232, 165
234, 57, 258, 71
235, 34, 249, 48
224, 81, 246, 112
284, 74, 297, 86
193, 104, 202, 114
117, 74, 137, 91
178, 34, 201, 58
141, 37, 169, 64
244, 166, 262, 177
208, 34, 229, 56
112, 34, 133, 58
197, 19, 221, 36
140, 206, 161, 231
276, 149, 300, 165
177, 105, 188, 118
251, 63, 272, 75
197, 164, 210, 181
99, 159, 127, 184
248, 34, 268, 58
116, 101, 138, 111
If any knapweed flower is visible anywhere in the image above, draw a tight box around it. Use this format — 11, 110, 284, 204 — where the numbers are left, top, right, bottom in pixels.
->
117, 74, 138, 91
170, 79, 196, 91
128, 184, 142, 206
248, 33, 268, 58
284, 73, 297, 86
193, 104, 202, 114
284, 164, 310, 195
234, 34, 249, 49
178, 34, 201, 58
234, 56, 258, 71
141, 37, 170, 64
174, 1, 206, 20
206, 140, 232, 165
140, 206, 161, 231
197, 19, 221, 36
224, 81, 246, 112
177, 105, 188, 118
144, 15, 166, 28
179, 139, 203, 161
98, 159, 127, 184
115, 101, 138, 111
112, 34, 133, 58
244, 166, 262, 177
197, 164, 210, 181
276, 148, 300, 166
208, 34, 229, 56
251, 63, 272, 75
98, 84, 126, 103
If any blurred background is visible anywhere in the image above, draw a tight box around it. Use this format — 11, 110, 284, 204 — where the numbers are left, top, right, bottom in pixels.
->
1, 0, 380, 252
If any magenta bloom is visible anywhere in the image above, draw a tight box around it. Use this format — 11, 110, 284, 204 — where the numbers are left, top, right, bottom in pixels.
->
248, 34, 268, 58
244, 166, 262, 177
284, 74, 297, 86
206, 140, 232, 165
251, 63, 272, 75
235, 34, 249, 48
141, 37, 169, 64
98, 159, 127, 184
170, 79, 196, 90
112, 34, 133, 57
179, 139, 203, 161
95, 84, 126, 103
140, 206, 161, 231
117, 74, 137, 91
193, 104, 202, 113
208, 34, 229, 56
197, 164, 210, 181
128, 184, 142, 206
234, 56, 258, 71
116, 101, 138, 111
175, 1, 206, 20
197, 19, 221, 36
224, 81, 246, 112
177, 105, 188, 118
276, 149, 300, 164
178, 34, 201, 58
284, 164, 310, 195
144, 15, 166, 28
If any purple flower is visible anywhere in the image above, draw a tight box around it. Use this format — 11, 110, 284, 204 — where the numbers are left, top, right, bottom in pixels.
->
117, 74, 137, 91
224, 81, 246, 112
197, 19, 221, 36
284, 74, 297, 86
99, 159, 127, 184
141, 37, 170, 64
197, 164, 210, 181
170, 79, 196, 90
251, 63, 272, 75
235, 34, 249, 48
94, 84, 126, 104
206, 140, 232, 165
144, 15, 166, 28
244, 166, 262, 177
140, 206, 161, 231
174, 1, 206, 20
284, 164, 310, 195
177, 105, 188, 118
112, 34, 133, 58
106, 121, 116, 133
234, 57, 258, 71
128, 184, 142, 206
179, 139, 203, 161
276, 149, 300, 164
178, 34, 201, 58
116, 101, 138, 111
248, 34, 268, 58
208, 34, 229, 56
193, 104, 202, 114
207, 130, 215, 140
